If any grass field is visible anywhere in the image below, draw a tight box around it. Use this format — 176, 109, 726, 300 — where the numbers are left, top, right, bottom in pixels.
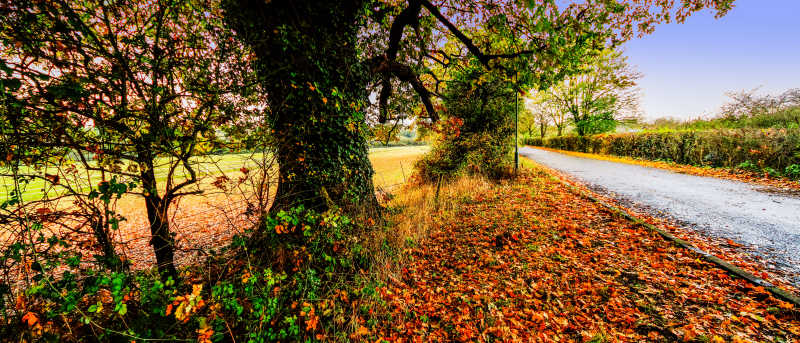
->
0, 152, 263, 203
368, 145, 429, 189
1, 146, 430, 269
0, 146, 430, 203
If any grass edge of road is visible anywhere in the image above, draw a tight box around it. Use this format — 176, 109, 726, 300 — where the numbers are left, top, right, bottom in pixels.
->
519, 156, 800, 307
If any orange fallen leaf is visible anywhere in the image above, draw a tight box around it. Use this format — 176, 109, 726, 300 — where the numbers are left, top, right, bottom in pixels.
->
355, 326, 370, 336
22, 312, 38, 327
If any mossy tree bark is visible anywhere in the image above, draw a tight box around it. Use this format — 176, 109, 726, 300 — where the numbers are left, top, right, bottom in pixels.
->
224, 0, 379, 219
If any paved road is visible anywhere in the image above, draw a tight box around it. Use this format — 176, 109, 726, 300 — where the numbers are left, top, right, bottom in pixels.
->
520, 146, 800, 287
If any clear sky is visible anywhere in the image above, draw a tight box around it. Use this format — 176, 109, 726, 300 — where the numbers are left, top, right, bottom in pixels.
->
623, 0, 800, 121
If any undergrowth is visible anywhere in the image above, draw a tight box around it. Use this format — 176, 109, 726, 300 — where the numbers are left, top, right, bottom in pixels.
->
3, 168, 498, 343
5, 205, 396, 342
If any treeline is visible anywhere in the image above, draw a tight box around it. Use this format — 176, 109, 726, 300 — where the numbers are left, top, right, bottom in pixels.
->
524, 88, 800, 179
524, 128, 800, 179
645, 89, 800, 131
521, 49, 642, 138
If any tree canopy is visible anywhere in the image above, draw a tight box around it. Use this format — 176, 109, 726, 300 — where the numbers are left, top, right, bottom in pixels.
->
366, 0, 732, 125
1, 0, 257, 275
534, 48, 641, 136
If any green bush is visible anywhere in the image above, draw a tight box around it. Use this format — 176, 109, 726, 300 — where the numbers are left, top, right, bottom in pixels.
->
523, 129, 800, 173
3, 205, 379, 342
786, 164, 800, 180
736, 160, 759, 172
415, 66, 516, 183
415, 118, 514, 182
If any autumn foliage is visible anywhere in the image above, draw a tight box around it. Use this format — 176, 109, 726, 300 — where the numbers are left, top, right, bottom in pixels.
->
2, 0, 767, 341
374, 166, 800, 341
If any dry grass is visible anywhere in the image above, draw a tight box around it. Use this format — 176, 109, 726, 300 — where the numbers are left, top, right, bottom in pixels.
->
350, 174, 496, 338
369, 145, 429, 190
367, 174, 495, 287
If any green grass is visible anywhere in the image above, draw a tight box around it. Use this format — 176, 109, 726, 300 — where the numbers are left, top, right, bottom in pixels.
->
1, 152, 262, 203
1, 146, 430, 203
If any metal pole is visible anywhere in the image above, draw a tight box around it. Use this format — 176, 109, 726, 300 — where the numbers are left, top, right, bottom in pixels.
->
514, 88, 519, 174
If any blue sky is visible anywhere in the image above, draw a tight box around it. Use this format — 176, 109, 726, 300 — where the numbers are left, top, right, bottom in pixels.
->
623, 0, 800, 121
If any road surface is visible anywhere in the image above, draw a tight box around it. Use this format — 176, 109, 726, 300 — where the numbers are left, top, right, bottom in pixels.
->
520, 146, 800, 287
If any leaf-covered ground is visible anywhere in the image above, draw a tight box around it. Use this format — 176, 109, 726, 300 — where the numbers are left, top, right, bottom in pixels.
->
375, 166, 800, 342
528, 150, 800, 294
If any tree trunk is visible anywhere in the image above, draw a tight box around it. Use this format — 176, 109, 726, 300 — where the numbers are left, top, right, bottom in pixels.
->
138, 149, 177, 278
539, 121, 547, 138
224, 0, 379, 219
570, 109, 584, 136
90, 215, 125, 271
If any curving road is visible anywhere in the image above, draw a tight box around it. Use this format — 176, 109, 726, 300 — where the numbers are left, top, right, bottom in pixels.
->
519, 146, 800, 287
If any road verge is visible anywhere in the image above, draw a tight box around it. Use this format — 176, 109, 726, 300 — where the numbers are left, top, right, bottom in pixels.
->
525, 156, 800, 307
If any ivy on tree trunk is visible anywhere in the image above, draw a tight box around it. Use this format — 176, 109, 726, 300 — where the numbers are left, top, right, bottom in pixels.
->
224, 0, 379, 220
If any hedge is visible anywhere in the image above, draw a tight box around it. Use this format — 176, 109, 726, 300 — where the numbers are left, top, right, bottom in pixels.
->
523, 129, 800, 174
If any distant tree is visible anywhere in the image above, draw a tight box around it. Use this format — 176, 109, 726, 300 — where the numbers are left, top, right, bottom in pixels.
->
523, 94, 550, 137
371, 123, 403, 146
549, 103, 570, 137
527, 91, 569, 137
519, 102, 546, 138
0, 0, 255, 276
645, 89, 800, 131
720, 88, 800, 128
544, 49, 642, 136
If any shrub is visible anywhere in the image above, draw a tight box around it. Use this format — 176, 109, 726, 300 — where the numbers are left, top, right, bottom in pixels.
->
524, 128, 800, 173
415, 123, 514, 182
736, 161, 759, 172
763, 167, 781, 178
415, 66, 516, 183
3, 205, 378, 342
786, 164, 800, 180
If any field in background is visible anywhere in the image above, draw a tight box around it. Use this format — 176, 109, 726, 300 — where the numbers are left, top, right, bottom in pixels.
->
1, 146, 430, 203
0, 146, 430, 269
0, 152, 264, 203
369, 145, 429, 189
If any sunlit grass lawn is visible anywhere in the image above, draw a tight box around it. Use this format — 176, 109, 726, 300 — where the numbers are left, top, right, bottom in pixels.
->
369, 145, 429, 189
0, 152, 262, 203
1, 146, 430, 203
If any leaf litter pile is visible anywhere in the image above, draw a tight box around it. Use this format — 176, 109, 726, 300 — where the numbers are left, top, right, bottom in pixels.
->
536, 160, 800, 295
375, 166, 800, 342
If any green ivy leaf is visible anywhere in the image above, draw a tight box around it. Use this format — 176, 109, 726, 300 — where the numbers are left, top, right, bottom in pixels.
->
117, 303, 127, 316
